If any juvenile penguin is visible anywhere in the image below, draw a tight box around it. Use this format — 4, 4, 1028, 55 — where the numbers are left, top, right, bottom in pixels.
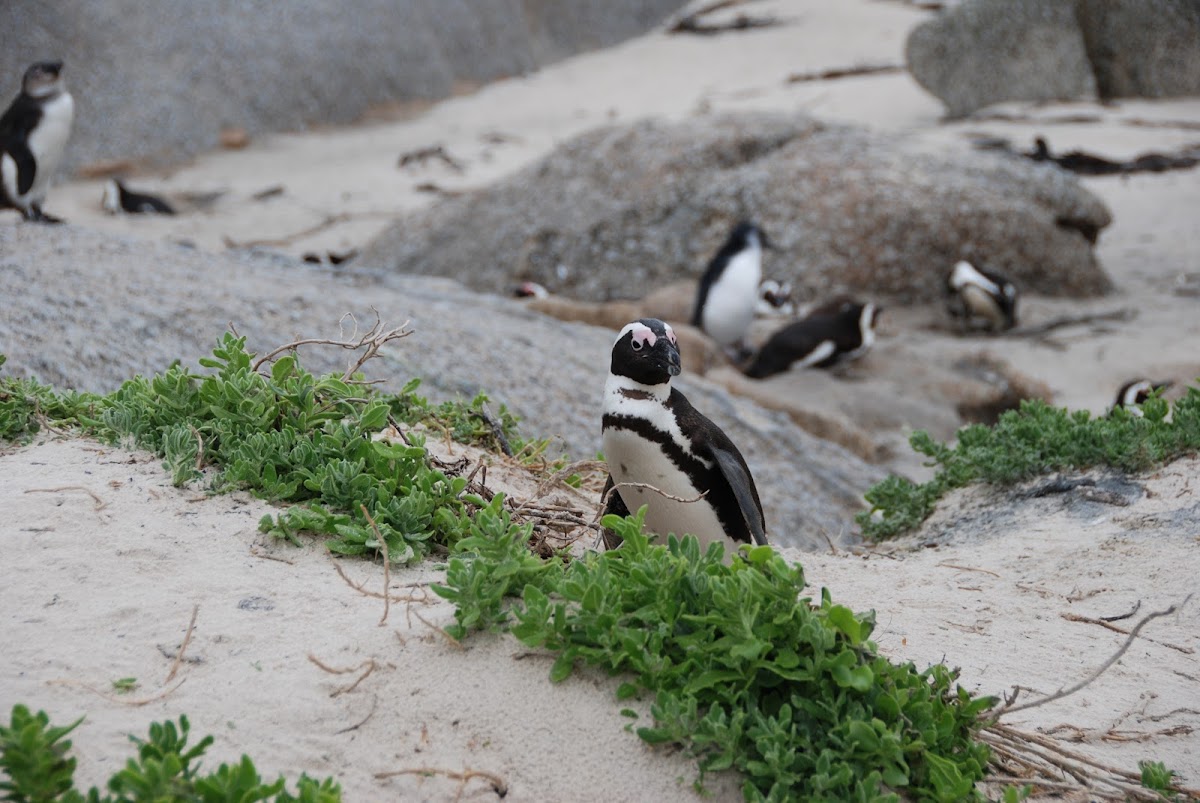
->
102, 178, 175, 215
1112, 379, 1173, 416
744, 298, 880, 379
0, 61, 74, 223
601, 318, 768, 556
947, 260, 1018, 332
691, 221, 771, 350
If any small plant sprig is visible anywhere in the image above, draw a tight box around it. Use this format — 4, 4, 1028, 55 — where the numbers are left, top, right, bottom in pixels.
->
435, 508, 993, 802
0, 705, 342, 802
858, 385, 1200, 539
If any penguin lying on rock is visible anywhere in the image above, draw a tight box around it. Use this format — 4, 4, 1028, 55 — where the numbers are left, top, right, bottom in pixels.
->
601, 318, 768, 558
1, 60, 74, 223
102, 179, 175, 215
692, 221, 773, 355
743, 298, 880, 379
947, 260, 1018, 332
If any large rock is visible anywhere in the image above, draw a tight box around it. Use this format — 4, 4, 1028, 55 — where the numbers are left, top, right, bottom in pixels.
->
906, 0, 1097, 118
0, 0, 685, 173
906, 0, 1200, 116
359, 113, 1113, 303
0, 224, 884, 550
1076, 0, 1200, 99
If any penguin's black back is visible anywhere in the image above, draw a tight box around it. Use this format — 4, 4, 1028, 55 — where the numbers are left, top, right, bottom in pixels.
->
744, 300, 868, 379
691, 221, 759, 327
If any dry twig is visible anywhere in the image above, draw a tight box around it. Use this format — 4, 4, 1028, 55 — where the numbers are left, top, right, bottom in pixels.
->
1008, 308, 1136, 339
361, 505, 392, 626
24, 486, 107, 511
307, 654, 379, 697
164, 605, 199, 684
249, 310, 412, 382
997, 594, 1192, 716
374, 766, 507, 800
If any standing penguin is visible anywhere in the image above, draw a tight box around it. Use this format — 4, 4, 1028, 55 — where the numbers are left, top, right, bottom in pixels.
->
1, 61, 74, 223
601, 318, 768, 557
947, 260, 1018, 332
744, 298, 880, 379
691, 221, 771, 352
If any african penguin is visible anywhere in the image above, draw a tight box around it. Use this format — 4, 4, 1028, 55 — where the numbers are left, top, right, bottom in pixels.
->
947, 260, 1018, 332
755, 279, 795, 317
511, 281, 550, 299
691, 221, 772, 350
601, 318, 768, 558
743, 299, 880, 379
0, 60, 74, 223
102, 178, 175, 215
1112, 379, 1173, 416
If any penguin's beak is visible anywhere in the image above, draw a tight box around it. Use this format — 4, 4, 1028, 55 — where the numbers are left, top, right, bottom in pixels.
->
663, 343, 682, 377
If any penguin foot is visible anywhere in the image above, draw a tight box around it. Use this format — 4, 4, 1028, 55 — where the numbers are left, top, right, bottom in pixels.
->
24, 206, 65, 224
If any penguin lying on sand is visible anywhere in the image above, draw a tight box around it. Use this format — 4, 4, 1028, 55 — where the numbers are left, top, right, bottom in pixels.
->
692, 221, 773, 353
743, 298, 880, 379
947, 260, 1018, 332
756, 279, 795, 317
102, 178, 175, 215
1112, 379, 1173, 417
601, 318, 768, 557
1, 60, 74, 223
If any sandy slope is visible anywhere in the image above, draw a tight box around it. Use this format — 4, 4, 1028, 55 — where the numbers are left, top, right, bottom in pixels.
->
2, 440, 1196, 800
3, 0, 1200, 798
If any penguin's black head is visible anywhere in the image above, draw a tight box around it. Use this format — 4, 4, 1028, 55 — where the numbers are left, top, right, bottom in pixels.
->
611, 319, 681, 385
22, 61, 65, 97
725, 221, 774, 252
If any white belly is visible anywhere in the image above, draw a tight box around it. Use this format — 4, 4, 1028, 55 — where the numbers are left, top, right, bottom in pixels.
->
961, 285, 1004, 328
603, 427, 734, 553
701, 249, 761, 347
22, 92, 74, 204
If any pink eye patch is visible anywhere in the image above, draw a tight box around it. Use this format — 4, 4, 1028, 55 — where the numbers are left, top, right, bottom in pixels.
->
629, 323, 657, 349
663, 324, 677, 346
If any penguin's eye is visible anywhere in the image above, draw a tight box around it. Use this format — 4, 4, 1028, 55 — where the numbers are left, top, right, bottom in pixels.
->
631, 339, 645, 352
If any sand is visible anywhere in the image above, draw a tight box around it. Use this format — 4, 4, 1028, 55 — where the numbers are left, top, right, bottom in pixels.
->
3, 0, 1199, 799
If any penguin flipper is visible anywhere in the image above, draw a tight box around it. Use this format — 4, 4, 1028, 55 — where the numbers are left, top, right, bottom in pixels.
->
10, 142, 36, 195
710, 446, 768, 547
599, 474, 631, 551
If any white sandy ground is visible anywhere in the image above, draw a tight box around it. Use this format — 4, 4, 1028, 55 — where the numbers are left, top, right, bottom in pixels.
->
3, 0, 1200, 798
1, 439, 1197, 801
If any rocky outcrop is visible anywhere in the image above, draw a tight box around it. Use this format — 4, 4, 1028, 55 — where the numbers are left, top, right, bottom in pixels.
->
0, 224, 884, 550
0, 0, 686, 173
1075, 0, 1200, 100
905, 0, 1097, 118
359, 113, 1113, 303
906, 0, 1200, 117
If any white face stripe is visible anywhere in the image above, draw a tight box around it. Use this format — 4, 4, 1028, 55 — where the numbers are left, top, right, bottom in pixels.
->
615, 321, 677, 349
1122, 381, 1153, 407
950, 261, 1001, 297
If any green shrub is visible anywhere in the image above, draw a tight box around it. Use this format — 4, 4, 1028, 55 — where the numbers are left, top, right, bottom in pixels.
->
0, 705, 341, 802
435, 508, 993, 802
859, 386, 1200, 539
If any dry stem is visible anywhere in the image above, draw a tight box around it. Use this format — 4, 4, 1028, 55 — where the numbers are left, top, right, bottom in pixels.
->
164, 604, 199, 684
249, 310, 412, 381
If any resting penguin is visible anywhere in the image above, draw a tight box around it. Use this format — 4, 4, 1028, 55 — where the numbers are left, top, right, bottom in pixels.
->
947, 260, 1018, 332
102, 178, 176, 215
601, 318, 768, 557
691, 221, 772, 351
1112, 379, 1173, 417
0, 60, 74, 223
743, 299, 880, 379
